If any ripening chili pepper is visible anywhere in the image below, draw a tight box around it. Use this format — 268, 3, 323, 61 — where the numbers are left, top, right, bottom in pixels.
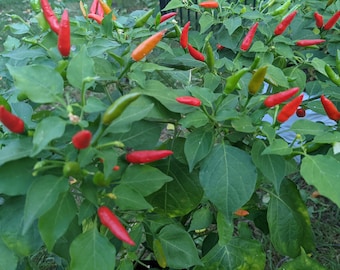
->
88, 13, 103, 24
79, 1, 87, 18
102, 92, 141, 125
99, 0, 116, 20
134, 8, 154, 28
234, 209, 249, 217
277, 94, 304, 123
0, 105, 25, 133
90, 0, 99, 14
72, 130, 92, 149
325, 64, 340, 86
180, 21, 190, 49
188, 44, 205, 62
58, 10, 71, 57
270, 0, 291, 16
160, 12, 177, 23
264, 87, 299, 107
41, 0, 60, 34
131, 30, 167, 61
240, 22, 259, 51
224, 68, 249, 94
320, 95, 340, 121
96, 1, 104, 17
274, 10, 297, 35
98, 206, 135, 246
248, 66, 268, 95
176, 96, 202, 106
199, 1, 219, 9
295, 39, 325, 46
314, 11, 324, 28
296, 107, 306, 117
323, 11, 340, 30
126, 150, 173, 164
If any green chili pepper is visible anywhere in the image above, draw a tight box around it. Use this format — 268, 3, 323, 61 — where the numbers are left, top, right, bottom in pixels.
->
326, 0, 335, 7
325, 64, 340, 86
0, 95, 11, 112
205, 41, 215, 73
336, 49, 340, 74
102, 92, 141, 125
93, 171, 109, 186
224, 68, 249, 94
30, 0, 41, 13
134, 8, 154, 28
248, 66, 268, 95
271, 0, 291, 16
63, 161, 82, 179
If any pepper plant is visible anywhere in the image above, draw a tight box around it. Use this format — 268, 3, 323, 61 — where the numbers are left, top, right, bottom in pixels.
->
0, 0, 340, 269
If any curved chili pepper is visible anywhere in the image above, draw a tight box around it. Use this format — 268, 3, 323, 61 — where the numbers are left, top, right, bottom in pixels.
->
270, 0, 291, 16
180, 21, 190, 49
88, 13, 103, 24
80, 1, 87, 18
72, 130, 92, 149
160, 12, 177, 23
325, 64, 340, 86
99, 0, 116, 20
264, 87, 299, 107
176, 96, 202, 106
126, 150, 173, 164
98, 206, 135, 246
58, 10, 71, 57
277, 94, 304, 123
295, 39, 325, 46
248, 66, 267, 95
131, 30, 167, 61
240, 22, 259, 51
40, 0, 60, 34
314, 11, 324, 28
134, 8, 154, 28
188, 44, 205, 62
274, 10, 297, 35
199, 1, 219, 9
320, 95, 340, 121
90, 0, 99, 14
224, 68, 249, 94
323, 11, 340, 30
0, 105, 25, 133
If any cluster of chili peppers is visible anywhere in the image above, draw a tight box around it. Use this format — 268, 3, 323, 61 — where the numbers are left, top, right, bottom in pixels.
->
84, 0, 116, 24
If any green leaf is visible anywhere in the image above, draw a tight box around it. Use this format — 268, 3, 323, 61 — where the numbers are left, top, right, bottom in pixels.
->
113, 185, 153, 210
231, 115, 256, 133
199, 13, 215, 33
158, 224, 202, 268
224, 17, 242, 36
38, 192, 77, 251
301, 155, 340, 208
262, 138, 292, 156
187, 86, 218, 108
179, 110, 210, 128
163, 0, 185, 10
249, 41, 268, 52
70, 228, 116, 270
67, 45, 96, 90
284, 66, 307, 90
84, 97, 107, 113
7, 64, 64, 103
184, 128, 214, 172
0, 240, 18, 270
23, 175, 69, 233
313, 131, 340, 144
199, 144, 257, 220
216, 212, 233, 246
188, 206, 213, 232
266, 65, 289, 88
290, 120, 330, 136
121, 165, 172, 196
0, 137, 33, 166
267, 179, 315, 258
31, 116, 66, 156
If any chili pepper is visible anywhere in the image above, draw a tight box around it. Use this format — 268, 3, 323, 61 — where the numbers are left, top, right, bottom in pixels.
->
188, 44, 205, 62
248, 66, 268, 95
240, 22, 259, 51
176, 96, 202, 106
295, 39, 325, 46
99, 0, 116, 20
326, 0, 335, 7
90, 0, 99, 14
325, 64, 340, 86
224, 68, 249, 94
58, 10, 71, 58
93, 171, 108, 186
80, 1, 87, 18
131, 30, 167, 61
30, 0, 41, 13
134, 8, 154, 28
0, 105, 25, 133
72, 130, 92, 149
160, 12, 177, 23
63, 161, 82, 178
314, 11, 324, 28
336, 49, 340, 74
296, 107, 306, 117
126, 150, 173, 164
88, 13, 103, 24
234, 209, 249, 217
270, 0, 291, 16
98, 206, 135, 246
205, 41, 215, 72
40, 0, 60, 34
199, 1, 219, 9
216, 44, 224, 50
102, 92, 141, 125
320, 95, 340, 121
274, 10, 297, 35
277, 94, 304, 123
0, 96, 11, 112
180, 21, 190, 49
264, 87, 299, 107
323, 11, 340, 30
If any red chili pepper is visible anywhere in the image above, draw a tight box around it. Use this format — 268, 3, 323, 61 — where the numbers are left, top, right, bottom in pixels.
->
264, 87, 299, 108
216, 44, 224, 50
320, 95, 340, 121
323, 11, 340, 30
72, 130, 92, 149
88, 13, 103, 24
126, 150, 173, 164
295, 39, 325, 46
314, 11, 324, 28
296, 107, 306, 117
0, 105, 25, 133
180, 21, 190, 49
274, 10, 297, 35
240, 22, 259, 51
187, 44, 205, 62
176, 96, 202, 106
277, 94, 304, 123
97, 206, 135, 246
40, 0, 60, 34
96, 0, 104, 17
199, 1, 219, 8
160, 12, 177, 23
58, 10, 71, 57
90, 0, 99, 14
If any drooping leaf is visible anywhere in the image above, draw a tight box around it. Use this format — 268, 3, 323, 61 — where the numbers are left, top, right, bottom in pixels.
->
113, 185, 153, 210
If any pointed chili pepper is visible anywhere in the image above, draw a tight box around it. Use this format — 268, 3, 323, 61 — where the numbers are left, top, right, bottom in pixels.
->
240, 22, 259, 51
295, 39, 325, 47
224, 68, 249, 94
274, 10, 297, 35
40, 0, 60, 34
188, 44, 205, 62
320, 95, 340, 121
126, 150, 173, 164
180, 21, 190, 49
134, 8, 154, 28
176, 96, 202, 106
58, 10, 71, 57
264, 87, 299, 107
0, 105, 25, 133
277, 94, 304, 123
325, 64, 340, 86
88, 13, 103, 24
72, 130, 92, 149
80, 1, 87, 18
323, 11, 340, 30
160, 12, 177, 23
205, 41, 215, 72
248, 66, 267, 95
314, 11, 324, 28
270, 0, 291, 16
90, 0, 99, 14
99, 0, 116, 20
199, 1, 219, 9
